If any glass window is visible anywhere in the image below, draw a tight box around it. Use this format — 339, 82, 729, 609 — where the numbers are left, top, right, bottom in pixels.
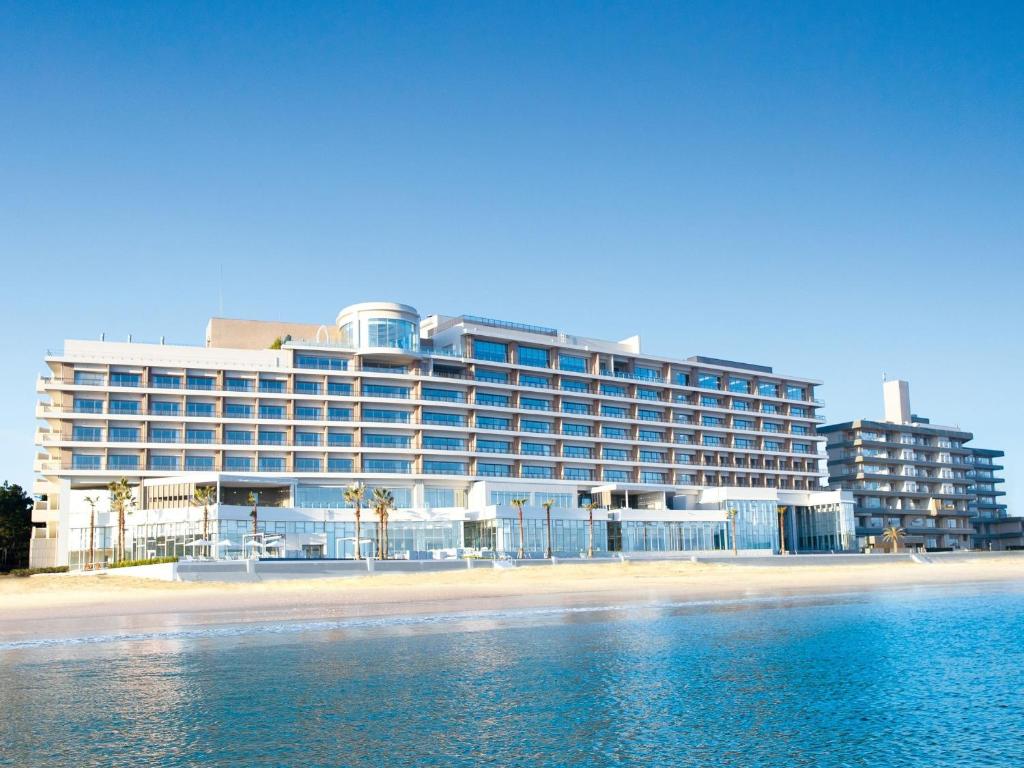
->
477, 439, 511, 452
295, 406, 322, 420
328, 458, 354, 472
562, 401, 589, 414
186, 375, 215, 390
603, 426, 628, 439
296, 457, 322, 472
517, 346, 549, 368
700, 396, 720, 408
225, 430, 253, 445
473, 339, 507, 363
149, 455, 180, 470
478, 463, 512, 477
562, 423, 592, 436
604, 469, 630, 481
363, 434, 411, 448
639, 429, 663, 442
328, 381, 353, 395
73, 371, 105, 386
108, 454, 140, 470
363, 409, 409, 423
758, 382, 780, 397
296, 355, 348, 371
601, 405, 627, 418
150, 428, 180, 443
640, 471, 666, 483
225, 456, 252, 471
110, 372, 140, 387
328, 432, 353, 446
259, 405, 285, 420
224, 377, 253, 392
520, 373, 549, 388
560, 379, 589, 392
258, 457, 285, 472
564, 468, 592, 480
477, 415, 511, 430
74, 398, 104, 413
423, 387, 464, 402
328, 407, 353, 421
563, 445, 592, 458
521, 419, 552, 433
72, 426, 103, 441
521, 397, 552, 411
559, 354, 588, 373
698, 373, 721, 390
225, 403, 253, 418
521, 466, 554, 479
364, 459, 411, 473
475, 369, 508, 383
72, 454, 102, 470
109, 400, 140, 414
364, 384, 410, 399
636, 366, 660, 380
520, 442, 552, 456
186, 402, 215, 417
423, 435, 466, 451
424, 488, 457, 507
786, 384, 806, 401
424, 460, 467, 475
476, 393, 510, 407
702, 435, 723, 446
728, 377, 750, 393
108, 427, 140, 442
296, 432, 322, 446
185, 429, 214, 444
423, 412, 465, 426
601, 383, 626, 396
152, 374, 182, 389
258, 430, 286, 445
366, 318, 419, 350
295, 380, 322, 395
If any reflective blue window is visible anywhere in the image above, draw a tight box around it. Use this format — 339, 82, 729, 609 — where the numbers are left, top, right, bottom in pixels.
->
601, 405, 627, 418
109, 400, 140, 414
560, 379, 589, 393
423, 412, 465, 426
639, 450, 665, 462
562, 423, 591, 436
151, 428, 180, 443
477, 415, 511, 430
602, 426, 628, 438
72, 426, 103, 441
259, 379, 285, 393
473, 339, 507, 363
328, 432, 353, 446
328, 458, 354, 472
786, 384, 806, 401
108, 454, 140, 470
517, 346, 549, 368
604, 448, 629, 460
475, 369, 509, 383
563, 446, 592, 458
638, 429, 663, 442
73, 371, 105, 386
636, 366, 660, 380
478, 463, 511, 477
327, 381, 353, 395
295, 380, 322, 395
640, 471, 666, 483
364, 384, 410, 399
225, 377, 253, 392
225, 403, 253, 418
366, 318, 419, 350
151, 401, 180, 416
698, 374, 721, 390
185, 429, 213, 443
521, 466, 554, 479
728, 377, 750, 393
186, 375, 215, 390
296, 432, 322, 446
296, 457, 322, 472
328, 407, 353, 421
562, 402, 589, 414
521, 419, 552, 433
758, 382, 779, 397
477, 393, 510, 407
363, 434, 411, 448
601, 383, 626, 396
225, 430, 253, 444
186, 402, 215, 417
110, 372, 140, 387
296, 355, 348, 371
423, 435, 466, 450
259, 431, 286, 445
364, 459, 411, 473
702, 435, 723, 446
520, 373, 549, 388
564, 468, 592, 480
295, 406, 322, 420
477, 439, 511, 452
559, 354, 587, 373
72, 454, 101, 469
521, 397, 552, 411
423, 387, 464, 402
424, 461, 467, 475
604, 469, 629, 481
149, 455, 180, 470
259, 405, 285, 420
225, 456, 252, 471
520, 442, 552, 456
258, 457, 285, 472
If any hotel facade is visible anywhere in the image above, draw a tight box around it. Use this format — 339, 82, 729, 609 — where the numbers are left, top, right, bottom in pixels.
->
30, 302, 855, 569
821, 380, 1014, 551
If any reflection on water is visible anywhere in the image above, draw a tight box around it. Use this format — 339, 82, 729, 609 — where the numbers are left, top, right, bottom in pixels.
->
2, 584, 1023, 767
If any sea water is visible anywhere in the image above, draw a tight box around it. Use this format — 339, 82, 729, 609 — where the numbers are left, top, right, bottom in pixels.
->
1, 582, 1022, 767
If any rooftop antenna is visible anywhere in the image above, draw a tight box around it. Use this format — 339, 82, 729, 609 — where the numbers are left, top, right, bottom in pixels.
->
100, 332, 105, 341
882, 372, 887, 382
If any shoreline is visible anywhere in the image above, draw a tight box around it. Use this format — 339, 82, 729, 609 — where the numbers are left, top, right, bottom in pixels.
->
3, 558, 1024, 645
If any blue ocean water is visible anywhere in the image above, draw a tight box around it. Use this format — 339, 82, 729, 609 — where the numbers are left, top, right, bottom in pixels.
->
2, 583, 1022, 767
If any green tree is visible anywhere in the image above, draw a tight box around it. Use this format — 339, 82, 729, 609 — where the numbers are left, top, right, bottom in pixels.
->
248, 491, 260, 535
510, 497, 528, 559
0, 482, 34, 572
343, 483, 367, 560
882, 525, 906, 554
108, 478, 135, 562
192, 486, 216, 556
371, 488, 394, 559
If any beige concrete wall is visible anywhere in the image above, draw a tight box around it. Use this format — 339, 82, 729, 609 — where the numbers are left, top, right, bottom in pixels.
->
205, 318, 340, 349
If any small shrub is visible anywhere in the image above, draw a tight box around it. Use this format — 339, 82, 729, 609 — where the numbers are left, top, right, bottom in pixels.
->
8, 566, 70, 577
107, 556, 179, 569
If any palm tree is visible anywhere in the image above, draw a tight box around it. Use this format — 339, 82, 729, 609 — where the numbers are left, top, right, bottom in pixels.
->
776, 505, 788, 555
725, 507, 739, 556
371, 488, 394, 559
510, 497, 528, 559
542, 498, 555, 559
584, 501, 600, 558
83, 495, 99, 569
248, 491, 260, 535
882, 525, 906, 554
343, 482, 367, 560
192, 485, 216, 557
107, 478, 135, 562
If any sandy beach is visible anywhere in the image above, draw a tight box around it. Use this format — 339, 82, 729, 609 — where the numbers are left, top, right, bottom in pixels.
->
3, 556, 1024, 644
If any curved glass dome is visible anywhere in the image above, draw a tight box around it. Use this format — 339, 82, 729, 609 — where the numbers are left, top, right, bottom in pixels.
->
365, 317, 418, 351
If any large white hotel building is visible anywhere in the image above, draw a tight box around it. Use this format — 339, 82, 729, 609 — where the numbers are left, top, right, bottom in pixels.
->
30, 302, 855, 568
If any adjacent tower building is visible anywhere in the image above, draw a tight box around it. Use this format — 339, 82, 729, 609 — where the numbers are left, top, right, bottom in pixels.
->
821, 380, 1011, 551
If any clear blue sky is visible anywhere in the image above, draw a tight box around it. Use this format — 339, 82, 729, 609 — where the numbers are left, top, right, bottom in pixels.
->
1, 1, 1021, 509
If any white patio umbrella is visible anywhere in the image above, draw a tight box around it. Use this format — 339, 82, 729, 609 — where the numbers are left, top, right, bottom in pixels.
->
184, 539, 213, 548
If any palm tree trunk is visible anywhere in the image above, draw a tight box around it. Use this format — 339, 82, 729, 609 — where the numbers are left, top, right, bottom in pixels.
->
88, 510, 95, 569
383, 511, 389, 559
119, 509, 126, 562
731, 518, 738, 556
517, 507, 525, 559
377, 513, 383, 559
545, 508, 552, 559
354, 506, 361, 560
587, 511, 593, 558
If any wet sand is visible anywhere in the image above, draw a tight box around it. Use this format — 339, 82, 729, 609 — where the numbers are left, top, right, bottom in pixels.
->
3, 557, 1023, 644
